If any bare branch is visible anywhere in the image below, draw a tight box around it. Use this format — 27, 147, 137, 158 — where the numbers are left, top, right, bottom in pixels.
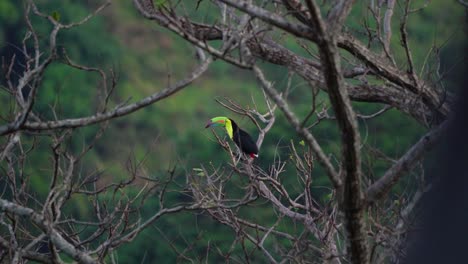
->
400, 0, 419, 87
133, 0, 251, 68
327, 0, 357, 33
253, 66, 341, 188
0, 199, 96, 264
382, 0, 396, 54
0, 58, 212, 135
367, 120, 448, 203
458, 0, 468, 8
133, 0, 449, 124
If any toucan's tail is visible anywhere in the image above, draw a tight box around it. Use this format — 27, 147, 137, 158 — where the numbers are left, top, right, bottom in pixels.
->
249, 153, 259, 159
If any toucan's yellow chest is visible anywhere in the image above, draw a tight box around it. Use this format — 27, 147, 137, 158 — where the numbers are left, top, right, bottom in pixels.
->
225, 119, 233, 139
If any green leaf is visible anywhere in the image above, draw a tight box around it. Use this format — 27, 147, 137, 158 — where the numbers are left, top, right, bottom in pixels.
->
192, 168, 205, 177
299, 140, 305, 146
51, 11, 60, 22
154, 0, 167, 8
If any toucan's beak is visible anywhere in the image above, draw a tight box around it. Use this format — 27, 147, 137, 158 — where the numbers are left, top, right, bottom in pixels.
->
205, 117, 226, 128
205, 120, 213, 128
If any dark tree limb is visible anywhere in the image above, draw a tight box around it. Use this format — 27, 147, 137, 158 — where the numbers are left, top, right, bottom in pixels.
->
458, 0, 468, 8
304, 1, 368, 263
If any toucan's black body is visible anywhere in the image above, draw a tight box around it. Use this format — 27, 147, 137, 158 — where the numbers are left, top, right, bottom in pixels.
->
205, 116, 259, 158
230, 119, 259, 158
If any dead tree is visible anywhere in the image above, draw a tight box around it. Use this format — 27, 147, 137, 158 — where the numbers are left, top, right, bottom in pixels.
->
0, 0, 459, 263
132, 0, 453, 263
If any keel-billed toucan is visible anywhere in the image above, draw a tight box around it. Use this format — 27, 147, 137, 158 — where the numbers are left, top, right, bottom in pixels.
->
205, 116, 259, 158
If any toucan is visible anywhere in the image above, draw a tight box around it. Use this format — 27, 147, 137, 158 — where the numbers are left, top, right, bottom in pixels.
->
205, 116, 259, 159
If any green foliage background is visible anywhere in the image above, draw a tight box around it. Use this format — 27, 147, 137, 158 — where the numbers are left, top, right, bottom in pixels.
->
0, 0, 464, 262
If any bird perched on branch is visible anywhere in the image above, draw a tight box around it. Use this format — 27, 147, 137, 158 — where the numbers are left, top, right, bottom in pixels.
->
205, 116, 259, 159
